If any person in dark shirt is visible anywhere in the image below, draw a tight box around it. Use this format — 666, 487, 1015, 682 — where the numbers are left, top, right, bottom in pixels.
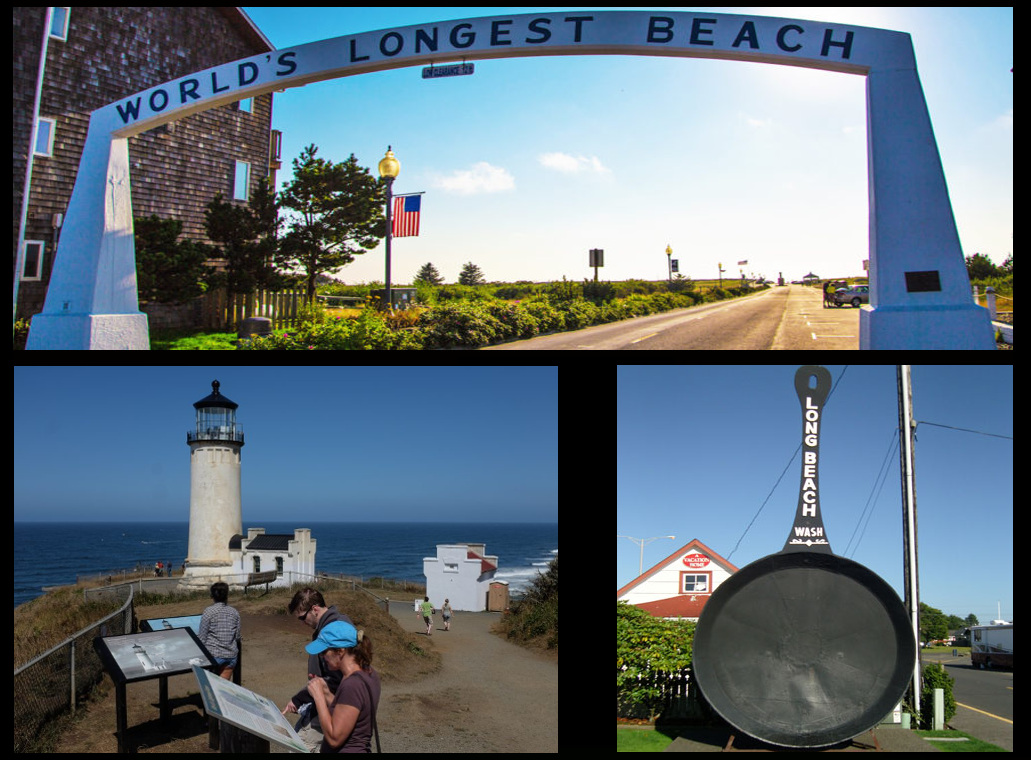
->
281, 588, 354, 751
305, 620, 381, 753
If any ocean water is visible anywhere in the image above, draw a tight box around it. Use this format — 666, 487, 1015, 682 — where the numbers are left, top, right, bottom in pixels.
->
13, 521, 557, 608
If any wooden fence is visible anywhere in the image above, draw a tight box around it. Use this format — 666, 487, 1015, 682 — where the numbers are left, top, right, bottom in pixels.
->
618, 666, 693, 720
200, 288, 304, 331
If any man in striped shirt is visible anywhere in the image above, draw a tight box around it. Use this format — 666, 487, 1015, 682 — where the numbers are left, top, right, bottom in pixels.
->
199, 581, 241, 680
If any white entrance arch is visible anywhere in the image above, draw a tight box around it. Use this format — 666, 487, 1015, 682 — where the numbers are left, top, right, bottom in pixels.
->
26, 10, 994, 349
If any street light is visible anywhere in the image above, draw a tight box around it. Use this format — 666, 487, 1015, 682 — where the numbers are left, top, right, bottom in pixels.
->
617, 534, 676, 576
378, 146, 401, 310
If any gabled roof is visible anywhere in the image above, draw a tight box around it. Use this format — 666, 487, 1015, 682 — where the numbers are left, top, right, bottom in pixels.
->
616, 538, 738, 598
216, 8, 275, 52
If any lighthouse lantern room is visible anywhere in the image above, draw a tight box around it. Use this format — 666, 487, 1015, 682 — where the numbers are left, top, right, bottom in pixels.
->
182, 380, 245, 587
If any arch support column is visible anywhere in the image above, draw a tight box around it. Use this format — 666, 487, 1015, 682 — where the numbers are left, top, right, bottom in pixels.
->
861, 66, 994, 349
26, 125, 149, 350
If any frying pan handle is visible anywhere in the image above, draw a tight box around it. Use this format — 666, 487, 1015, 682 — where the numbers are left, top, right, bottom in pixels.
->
784, 365, 834, 553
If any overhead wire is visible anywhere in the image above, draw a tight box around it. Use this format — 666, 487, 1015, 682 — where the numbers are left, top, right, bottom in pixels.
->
727, 368, 1010, 564
843, 428, 899, 558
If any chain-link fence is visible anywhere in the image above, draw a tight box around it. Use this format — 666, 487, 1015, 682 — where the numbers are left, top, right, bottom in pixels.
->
13, 584, 134, 751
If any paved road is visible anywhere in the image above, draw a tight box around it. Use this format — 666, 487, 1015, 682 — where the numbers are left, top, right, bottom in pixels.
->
482, 285, 859, 350
922, 650, 1012, 751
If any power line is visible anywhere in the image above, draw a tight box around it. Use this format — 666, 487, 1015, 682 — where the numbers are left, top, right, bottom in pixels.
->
915, 420, 1012, 441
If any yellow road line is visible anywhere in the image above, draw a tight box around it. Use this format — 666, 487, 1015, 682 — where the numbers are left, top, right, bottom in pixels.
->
956, 701, 1012, 724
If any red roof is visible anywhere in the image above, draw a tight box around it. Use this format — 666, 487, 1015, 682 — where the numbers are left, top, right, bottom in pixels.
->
468, 549, 496, 574
634, 595, 709, 619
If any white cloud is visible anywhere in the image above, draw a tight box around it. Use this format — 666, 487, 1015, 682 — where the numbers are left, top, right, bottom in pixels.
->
432, 162, 515, 195
993, 108, 1013, 131
538, 152, 611, 175
741, 113, 774, 129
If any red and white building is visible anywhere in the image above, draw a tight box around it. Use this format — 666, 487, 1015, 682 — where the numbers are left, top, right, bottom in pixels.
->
617, 538, 738, 620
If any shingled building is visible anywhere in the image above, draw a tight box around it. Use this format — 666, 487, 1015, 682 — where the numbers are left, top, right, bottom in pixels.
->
14, 7, 281, 320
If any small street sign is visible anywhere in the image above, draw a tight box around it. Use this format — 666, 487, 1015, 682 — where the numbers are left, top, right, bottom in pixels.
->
422, 63, 475, 79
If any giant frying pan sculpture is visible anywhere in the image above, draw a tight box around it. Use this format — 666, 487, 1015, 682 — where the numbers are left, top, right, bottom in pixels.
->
693, 366, 915, 748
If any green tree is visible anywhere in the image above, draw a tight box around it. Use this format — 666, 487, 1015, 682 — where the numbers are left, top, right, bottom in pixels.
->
204, 179, 286, 303
414, 262, 445, 286
278, 144, 385, 304
134, 215, 213, 304
457, 262, 486, 286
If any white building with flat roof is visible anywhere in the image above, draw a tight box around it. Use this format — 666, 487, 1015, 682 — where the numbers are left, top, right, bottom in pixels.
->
423, 543, 498, 611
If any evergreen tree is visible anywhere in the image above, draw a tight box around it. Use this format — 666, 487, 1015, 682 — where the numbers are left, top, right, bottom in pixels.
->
278, 144, 385, 304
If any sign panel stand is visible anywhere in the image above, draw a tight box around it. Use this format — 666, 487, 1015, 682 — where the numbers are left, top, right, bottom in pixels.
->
93, 627, 217, 753
193, 665, 309, 753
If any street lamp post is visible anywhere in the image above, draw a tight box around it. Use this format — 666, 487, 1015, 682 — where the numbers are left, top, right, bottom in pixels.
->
617, 534, 677, 576
378, 146, 401, 310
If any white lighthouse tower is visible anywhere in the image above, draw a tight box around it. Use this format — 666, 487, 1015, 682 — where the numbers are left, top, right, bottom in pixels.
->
182, 380, 244, 587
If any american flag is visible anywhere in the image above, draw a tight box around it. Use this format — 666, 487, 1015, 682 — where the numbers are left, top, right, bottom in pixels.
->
392, 195, 421, 237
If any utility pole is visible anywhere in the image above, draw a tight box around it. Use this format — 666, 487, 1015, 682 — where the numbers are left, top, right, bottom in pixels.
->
897, 365, 921, 718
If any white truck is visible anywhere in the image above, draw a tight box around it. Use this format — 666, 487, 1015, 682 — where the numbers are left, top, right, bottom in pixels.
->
970, 624, 1013, 669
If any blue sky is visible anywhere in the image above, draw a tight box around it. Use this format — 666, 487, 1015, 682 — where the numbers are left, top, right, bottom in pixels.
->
617, 365, 1012, 625
14, 367, 557, 523
241, 6, 1012, 285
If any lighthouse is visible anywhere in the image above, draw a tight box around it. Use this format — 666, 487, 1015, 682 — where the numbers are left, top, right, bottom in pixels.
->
182, 380, 244, 586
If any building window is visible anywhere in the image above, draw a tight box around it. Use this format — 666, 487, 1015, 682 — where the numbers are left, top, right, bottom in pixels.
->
49, 7, 70, 40
233, 160, 251, 201
681, 573, 709, 593
444, 562, 458, 573
21, 240, 45, 280
34, 118, 55, 157
237, 98, 253, 113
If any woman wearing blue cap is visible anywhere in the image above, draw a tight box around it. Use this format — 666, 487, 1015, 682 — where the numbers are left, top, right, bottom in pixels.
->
305, 620, 381, 753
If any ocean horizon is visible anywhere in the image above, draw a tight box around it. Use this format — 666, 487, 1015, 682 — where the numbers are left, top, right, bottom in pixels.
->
14, 520, 557, 608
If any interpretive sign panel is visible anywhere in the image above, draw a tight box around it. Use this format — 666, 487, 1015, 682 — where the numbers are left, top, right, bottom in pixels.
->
93, 627, 215, 684
192, 664, 308, 753
139, 614, 203, 634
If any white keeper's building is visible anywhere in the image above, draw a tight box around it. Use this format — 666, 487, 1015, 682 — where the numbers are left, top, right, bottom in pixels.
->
231, 527, 316, 588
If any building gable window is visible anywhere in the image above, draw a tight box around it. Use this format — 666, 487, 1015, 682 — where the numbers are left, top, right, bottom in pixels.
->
22, 241, 45, 280
681, 572, 711, 593
49, 7, 70, 40
34, 118, 55, 157
233, 160, 251, 201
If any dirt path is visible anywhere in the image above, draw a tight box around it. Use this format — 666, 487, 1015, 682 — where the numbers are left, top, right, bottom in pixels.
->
56, 600, 556, 753
379, 607, 558, 752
